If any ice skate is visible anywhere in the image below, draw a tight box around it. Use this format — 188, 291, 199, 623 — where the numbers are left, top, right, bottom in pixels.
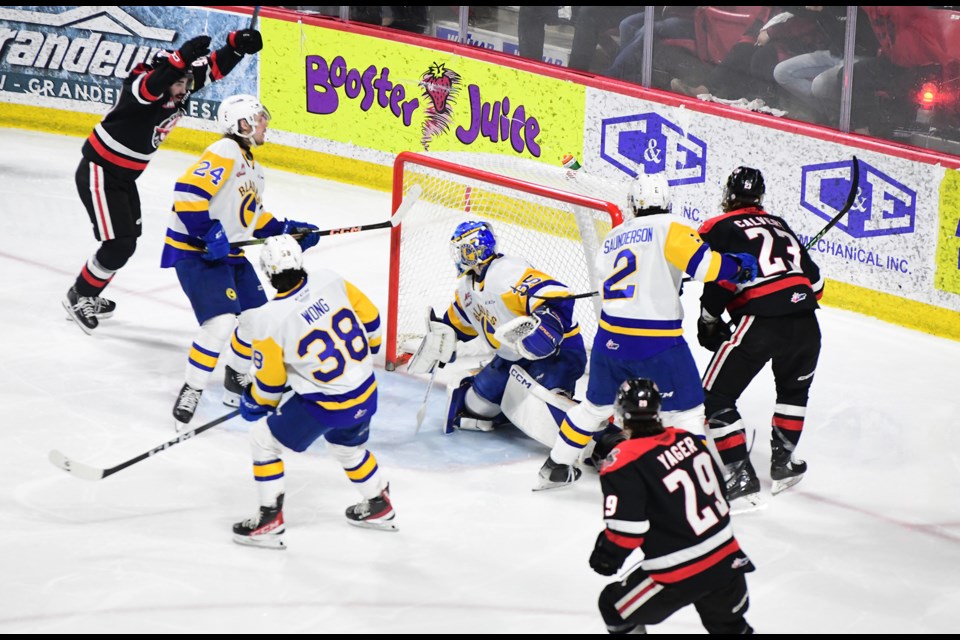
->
233, 495, 286, 550
173, 383, 203, 431
345, 485, 398, 532
62, 287, 99, 335
725, 459, 766, 514
222, 365, 251, 407
770, 441, 807, 495
534, 456, 582, 491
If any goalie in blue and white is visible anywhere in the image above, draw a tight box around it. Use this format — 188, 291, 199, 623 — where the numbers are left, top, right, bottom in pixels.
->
408, 220, 587, 435
536, 173, 759, 490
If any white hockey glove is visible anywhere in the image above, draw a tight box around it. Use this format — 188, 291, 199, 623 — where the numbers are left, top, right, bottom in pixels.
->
494, 307, 564, 361
407, 308, 456, 374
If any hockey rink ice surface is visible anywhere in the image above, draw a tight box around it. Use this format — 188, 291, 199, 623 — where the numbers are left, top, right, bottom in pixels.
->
1, 127, 958, 634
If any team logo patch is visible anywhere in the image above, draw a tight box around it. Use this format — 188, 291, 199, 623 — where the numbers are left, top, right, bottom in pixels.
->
226, 288, 237, 300
606, 339, 620, 351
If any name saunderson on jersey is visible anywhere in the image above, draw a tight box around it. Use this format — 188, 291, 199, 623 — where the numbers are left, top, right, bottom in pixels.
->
603, 227, 653, 253
300, 298, 331, 323
656, 436, 699, 470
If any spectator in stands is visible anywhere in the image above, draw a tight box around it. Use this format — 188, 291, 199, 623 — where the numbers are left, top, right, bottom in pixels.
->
607, 6, 697, 81
350, 6, 428, 34
518, 6, 568, 64
670, 7, 829, 108
772, 6, 880, 126
567, 6, 642, 72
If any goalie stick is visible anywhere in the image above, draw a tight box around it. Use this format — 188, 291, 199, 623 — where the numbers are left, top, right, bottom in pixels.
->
532, 157, 860, 302
49, 409, 241, 481
227, 183, 423, 249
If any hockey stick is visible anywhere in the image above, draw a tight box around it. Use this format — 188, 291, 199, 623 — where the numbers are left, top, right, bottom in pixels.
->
228, 184, 422, 249
414, 365, 440, 434
804, 156, 859, 250
250, 5, 261, 29
49, 409, 241, 481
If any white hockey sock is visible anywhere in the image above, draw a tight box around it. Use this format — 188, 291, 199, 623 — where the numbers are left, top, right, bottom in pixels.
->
550, 400, 611, 465
328, 444, 387, 500
251, 421, 286, 507
184, 313, 236, 389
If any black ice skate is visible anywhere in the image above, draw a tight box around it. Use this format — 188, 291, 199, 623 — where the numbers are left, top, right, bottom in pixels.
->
725, 458, 765, 514
770, 441, 807, 495
534, 456, 582, 492
233, 494, 286, 550
222, 365, 251, 408
173, 383, 203, 431
62, 287, 99, 335
346, 485, 398, 532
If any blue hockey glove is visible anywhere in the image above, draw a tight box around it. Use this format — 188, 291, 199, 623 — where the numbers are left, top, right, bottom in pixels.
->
202, 221, 229, 262
239, 386, 271, 422
282, 219, 320, 251
517, 306, 565, 360
730, 252, 759, 284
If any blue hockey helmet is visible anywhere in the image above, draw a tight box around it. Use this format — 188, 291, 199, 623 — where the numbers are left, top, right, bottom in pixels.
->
450, 220, 497, 275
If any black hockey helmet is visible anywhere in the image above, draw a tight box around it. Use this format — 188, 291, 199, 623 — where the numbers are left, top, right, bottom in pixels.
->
722, 166, 765, 212
614, 378, 665, 438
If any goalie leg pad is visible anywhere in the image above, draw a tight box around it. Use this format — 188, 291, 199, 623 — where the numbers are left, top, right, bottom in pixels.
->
501, 365, 578, 447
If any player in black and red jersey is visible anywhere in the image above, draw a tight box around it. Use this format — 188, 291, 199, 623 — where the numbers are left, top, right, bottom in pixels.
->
63, 28, 263, 335
696, 166, 823, 509
590, 378, 755, 634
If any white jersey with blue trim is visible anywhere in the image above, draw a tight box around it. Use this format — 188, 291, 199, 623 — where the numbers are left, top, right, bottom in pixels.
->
244, 269, 383, 410
445, 255, 580, 361
161, 137, 278, 267
595, 213, 728, 358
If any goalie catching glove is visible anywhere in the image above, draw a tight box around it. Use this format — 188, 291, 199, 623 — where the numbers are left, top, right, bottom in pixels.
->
493, 306, 564, 361
407, 308, 457, 374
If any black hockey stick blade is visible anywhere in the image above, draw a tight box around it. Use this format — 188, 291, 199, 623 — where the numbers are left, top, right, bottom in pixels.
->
804, 156, 859, 250
228, 184, 423, 249
49, 408, 241, 481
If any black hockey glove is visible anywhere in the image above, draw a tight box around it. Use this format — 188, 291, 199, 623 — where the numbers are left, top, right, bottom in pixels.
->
697, 313, 732, 352
589, 531, 632, 576
228, 29, 263, 55
170, 35, 212, 69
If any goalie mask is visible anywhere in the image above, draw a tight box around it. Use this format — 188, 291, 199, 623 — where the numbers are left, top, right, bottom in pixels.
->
217, 94, 271, 146
625, 173, 671, 219
450, 221, 497, 276
614, 378, 665, 438
260, 234, 303, 276
722, 166, 765, 212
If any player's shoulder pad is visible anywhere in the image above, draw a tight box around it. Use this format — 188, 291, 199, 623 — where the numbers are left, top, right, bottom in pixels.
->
599, 430, 677, 475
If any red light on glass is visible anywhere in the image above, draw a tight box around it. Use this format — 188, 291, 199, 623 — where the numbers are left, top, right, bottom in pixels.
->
917, 82, 938, 109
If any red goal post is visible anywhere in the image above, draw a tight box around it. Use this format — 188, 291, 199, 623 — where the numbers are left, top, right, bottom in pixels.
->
386, 151, 625, 371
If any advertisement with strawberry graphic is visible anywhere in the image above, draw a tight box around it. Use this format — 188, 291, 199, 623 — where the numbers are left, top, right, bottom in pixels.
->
419, 62, 461, 150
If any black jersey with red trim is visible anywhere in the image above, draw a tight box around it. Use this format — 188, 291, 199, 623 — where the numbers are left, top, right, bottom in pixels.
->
598, 427, 753, 588
697, 206, 823, 319
81, 45, 244, 180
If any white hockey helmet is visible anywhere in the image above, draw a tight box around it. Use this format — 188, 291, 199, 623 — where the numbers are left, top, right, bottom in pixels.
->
217, 94, 271, 144
260, 234, 303, 276
625, 172, 671, 218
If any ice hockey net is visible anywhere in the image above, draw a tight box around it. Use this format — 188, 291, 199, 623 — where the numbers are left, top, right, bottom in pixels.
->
386, 151, 625, 370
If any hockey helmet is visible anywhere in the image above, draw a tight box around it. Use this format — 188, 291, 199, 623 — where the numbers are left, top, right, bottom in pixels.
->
625, 172, 671, 218
450, 220, 497, 275
260, 234, 303, 276
217, 94, 271, 144
722, 166, 765, 211
614, 378, 665, 437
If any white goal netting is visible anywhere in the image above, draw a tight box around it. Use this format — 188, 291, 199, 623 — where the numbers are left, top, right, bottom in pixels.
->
386, 152, 627, 369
